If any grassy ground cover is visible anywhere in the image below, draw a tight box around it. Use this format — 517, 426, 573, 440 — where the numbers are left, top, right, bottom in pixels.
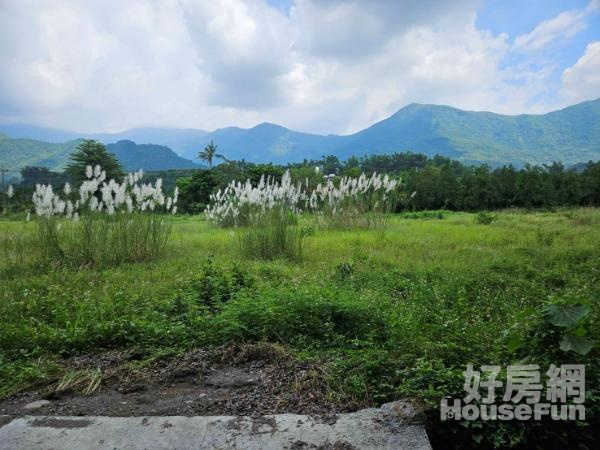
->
1, 209, 598, 448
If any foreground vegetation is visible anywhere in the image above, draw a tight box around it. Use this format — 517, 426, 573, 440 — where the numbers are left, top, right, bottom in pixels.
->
1, 209, 599, 448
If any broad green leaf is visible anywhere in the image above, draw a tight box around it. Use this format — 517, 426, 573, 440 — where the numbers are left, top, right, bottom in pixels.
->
545, 304, 589, 327
506, 336, 523, 353
559, 335, 595, 355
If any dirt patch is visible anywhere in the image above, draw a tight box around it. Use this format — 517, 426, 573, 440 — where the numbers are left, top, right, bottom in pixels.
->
0, 344, 358, 418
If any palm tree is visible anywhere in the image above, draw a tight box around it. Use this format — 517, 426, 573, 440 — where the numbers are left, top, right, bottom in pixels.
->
199, 141, 218, 169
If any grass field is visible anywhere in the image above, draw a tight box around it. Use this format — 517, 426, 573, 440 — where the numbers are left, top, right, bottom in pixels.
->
1, 209, 599, 448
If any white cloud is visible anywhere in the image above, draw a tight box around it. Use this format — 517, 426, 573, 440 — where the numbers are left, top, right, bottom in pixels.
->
561, 41, 600, 102
290, 0, 477, 61
0, 0, 597, 135
182, 0, 294, 108
513, 8, 588, 53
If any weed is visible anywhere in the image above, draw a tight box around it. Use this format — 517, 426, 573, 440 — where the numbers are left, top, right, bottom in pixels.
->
55, 369, 102, 395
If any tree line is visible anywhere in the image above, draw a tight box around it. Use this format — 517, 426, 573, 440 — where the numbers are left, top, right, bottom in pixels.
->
4, 142, 600, 214
175, 153, 600, 213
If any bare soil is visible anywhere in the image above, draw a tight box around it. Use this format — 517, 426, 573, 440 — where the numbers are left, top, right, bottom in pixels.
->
0, 344, 359, 418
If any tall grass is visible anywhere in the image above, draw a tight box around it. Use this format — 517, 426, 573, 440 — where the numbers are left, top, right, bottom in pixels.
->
238, 208, 304, 260
0, 229, 32, 267
36, 214, 170, 267
24, 165, 176, 267
308, 173, 398, 229
205, 170, 399, 258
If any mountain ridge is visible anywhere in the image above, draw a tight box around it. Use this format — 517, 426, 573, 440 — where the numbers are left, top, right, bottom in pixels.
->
1, 98, 599, 168
0, 137, 200, 173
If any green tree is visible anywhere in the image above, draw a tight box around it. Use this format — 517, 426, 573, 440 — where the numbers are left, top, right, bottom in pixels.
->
581, 161, 600, 206
245, 164, 284, 185
66, 140, 124, 184
176, 170, 219, 214
199, 141, 219, 169
515, 165, 556, 207
493, 165, 518, 208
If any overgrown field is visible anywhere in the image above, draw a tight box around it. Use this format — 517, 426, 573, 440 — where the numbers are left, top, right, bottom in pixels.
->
1, 209, 599, 448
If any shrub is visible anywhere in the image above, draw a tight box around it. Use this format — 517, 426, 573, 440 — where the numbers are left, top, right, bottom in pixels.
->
176, 170, 218, 214
535, 229, 556, 246
215, 283, 388, 346
475, 211, 495, 224
191, 257, 254, 309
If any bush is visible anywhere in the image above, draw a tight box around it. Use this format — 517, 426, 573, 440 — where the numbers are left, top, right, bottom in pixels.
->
475, 211, 495, 224
190, 257, 254, 309
176, 170, 218, 214
215, 283, 388, 346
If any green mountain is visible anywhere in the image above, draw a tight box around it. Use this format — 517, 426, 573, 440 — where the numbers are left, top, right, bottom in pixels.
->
0, 134, 81, 172
333, 99, 600, 166
0, 125, 208, 159
106, 140, 198, 170
0, 136, 199, 173
1, 99, 599, 167
197, 123, 345, 163
187, 99, 600, 166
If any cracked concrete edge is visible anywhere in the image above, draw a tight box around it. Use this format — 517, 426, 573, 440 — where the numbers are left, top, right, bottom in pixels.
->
0, 401, 432, 450
0, 415, 14, 428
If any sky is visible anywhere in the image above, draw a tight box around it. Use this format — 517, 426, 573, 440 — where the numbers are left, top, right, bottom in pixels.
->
0, 0, 599, 135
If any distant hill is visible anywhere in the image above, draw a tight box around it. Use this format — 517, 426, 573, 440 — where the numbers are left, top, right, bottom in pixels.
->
1, 98, 599, 166
106, 140, 199, 170
0, 135, 199, 173
196, 123, 345, 163
0, 134, 81, 172
96, 129, 209, 159
0, 125, 208, 160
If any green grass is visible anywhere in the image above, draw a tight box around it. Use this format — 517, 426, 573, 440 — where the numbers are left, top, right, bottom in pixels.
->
1, 209, 599, 448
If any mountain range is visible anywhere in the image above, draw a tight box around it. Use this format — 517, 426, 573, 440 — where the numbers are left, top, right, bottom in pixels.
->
0, 135, 199, 173
1, 98, 599, 171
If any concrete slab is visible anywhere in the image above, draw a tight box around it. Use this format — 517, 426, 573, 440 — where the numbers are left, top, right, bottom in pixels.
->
0, 402, 431, 449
